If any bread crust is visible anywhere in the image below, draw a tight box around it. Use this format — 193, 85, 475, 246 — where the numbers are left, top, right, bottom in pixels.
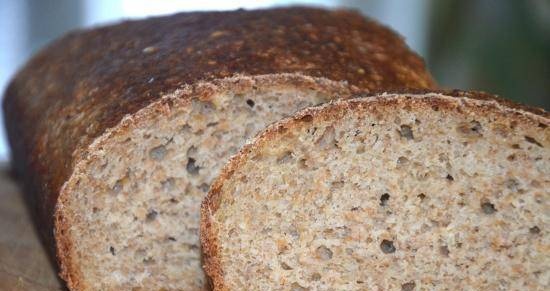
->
2, 7, 435, 289
201, 90, 548, 290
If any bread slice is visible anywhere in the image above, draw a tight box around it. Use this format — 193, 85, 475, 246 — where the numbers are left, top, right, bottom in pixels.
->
202, 91, 549, 290
2, 7, 435, 291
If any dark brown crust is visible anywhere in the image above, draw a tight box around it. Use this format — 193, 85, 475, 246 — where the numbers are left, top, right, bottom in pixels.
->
2, 7, 435, 289
200, 90, 548, 290
358, 88, 549, 118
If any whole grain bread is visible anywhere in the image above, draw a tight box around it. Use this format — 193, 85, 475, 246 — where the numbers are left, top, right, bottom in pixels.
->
3, 7, 434, 291
202, 91, 549, 290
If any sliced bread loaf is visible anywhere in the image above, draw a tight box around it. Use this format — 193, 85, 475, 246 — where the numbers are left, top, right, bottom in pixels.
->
202, 91, 549, 290
2, 7, 434, 291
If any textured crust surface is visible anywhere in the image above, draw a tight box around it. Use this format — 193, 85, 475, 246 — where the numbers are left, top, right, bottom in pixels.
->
3, 6, 434, 247
2, 7, 434, 289
201, 90, 548, 290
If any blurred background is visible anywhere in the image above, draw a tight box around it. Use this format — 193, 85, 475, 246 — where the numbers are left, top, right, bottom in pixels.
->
0, 0, 549, 161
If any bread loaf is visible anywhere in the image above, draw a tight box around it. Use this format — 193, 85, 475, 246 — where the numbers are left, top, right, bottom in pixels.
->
202, 91, 549, 290
3, 7, 434, 290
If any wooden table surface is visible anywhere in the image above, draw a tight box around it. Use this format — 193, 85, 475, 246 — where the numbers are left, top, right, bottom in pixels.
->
0, 168, 64, 291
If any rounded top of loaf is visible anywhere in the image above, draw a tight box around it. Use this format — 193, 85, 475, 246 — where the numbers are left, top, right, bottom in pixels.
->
2, 7, 435, 252
5, 6, 435, 144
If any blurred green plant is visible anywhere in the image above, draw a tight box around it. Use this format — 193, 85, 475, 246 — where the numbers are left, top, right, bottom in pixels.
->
427, 0, 549, 109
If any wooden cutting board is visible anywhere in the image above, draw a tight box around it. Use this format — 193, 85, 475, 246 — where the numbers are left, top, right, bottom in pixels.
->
0, 167, 64, 291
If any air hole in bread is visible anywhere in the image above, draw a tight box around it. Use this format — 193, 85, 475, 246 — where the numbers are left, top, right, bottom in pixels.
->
401, 281, 416, 291
529, 226, 540, 234
298, 158, 309, 169
280, 261, 293, 270
380, 193, 390, 206
149, 145, 167, 160
439, 245, 450, 257
146, 209, 158, 222
505, 178, 519, 191
380, 239, 396, 253
161, 177, 175, 191
290, 282, 307, 291
143, 257, 155, 265
198, 183, 209, 193
330, 181, 344, 191
525, 136, 543, 147
277, 151, 294, 164
397, 156, 409, 165
288, 226, 299, 239
316, 245, 333, 260
399, 125, 414, 140
311, 273, 322, 281
481, 201, 497, 214
186, 158, 200, 175
470, 121, 482, 132
180, 124, 191, 133
299, 114, 313, 122
316, 126, 336, 149
111, 180, 123, 194
457, 121, 483, 137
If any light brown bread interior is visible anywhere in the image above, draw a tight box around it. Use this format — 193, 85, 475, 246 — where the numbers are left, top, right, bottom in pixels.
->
56, 75, 351, 290
203, 92, 549, 290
